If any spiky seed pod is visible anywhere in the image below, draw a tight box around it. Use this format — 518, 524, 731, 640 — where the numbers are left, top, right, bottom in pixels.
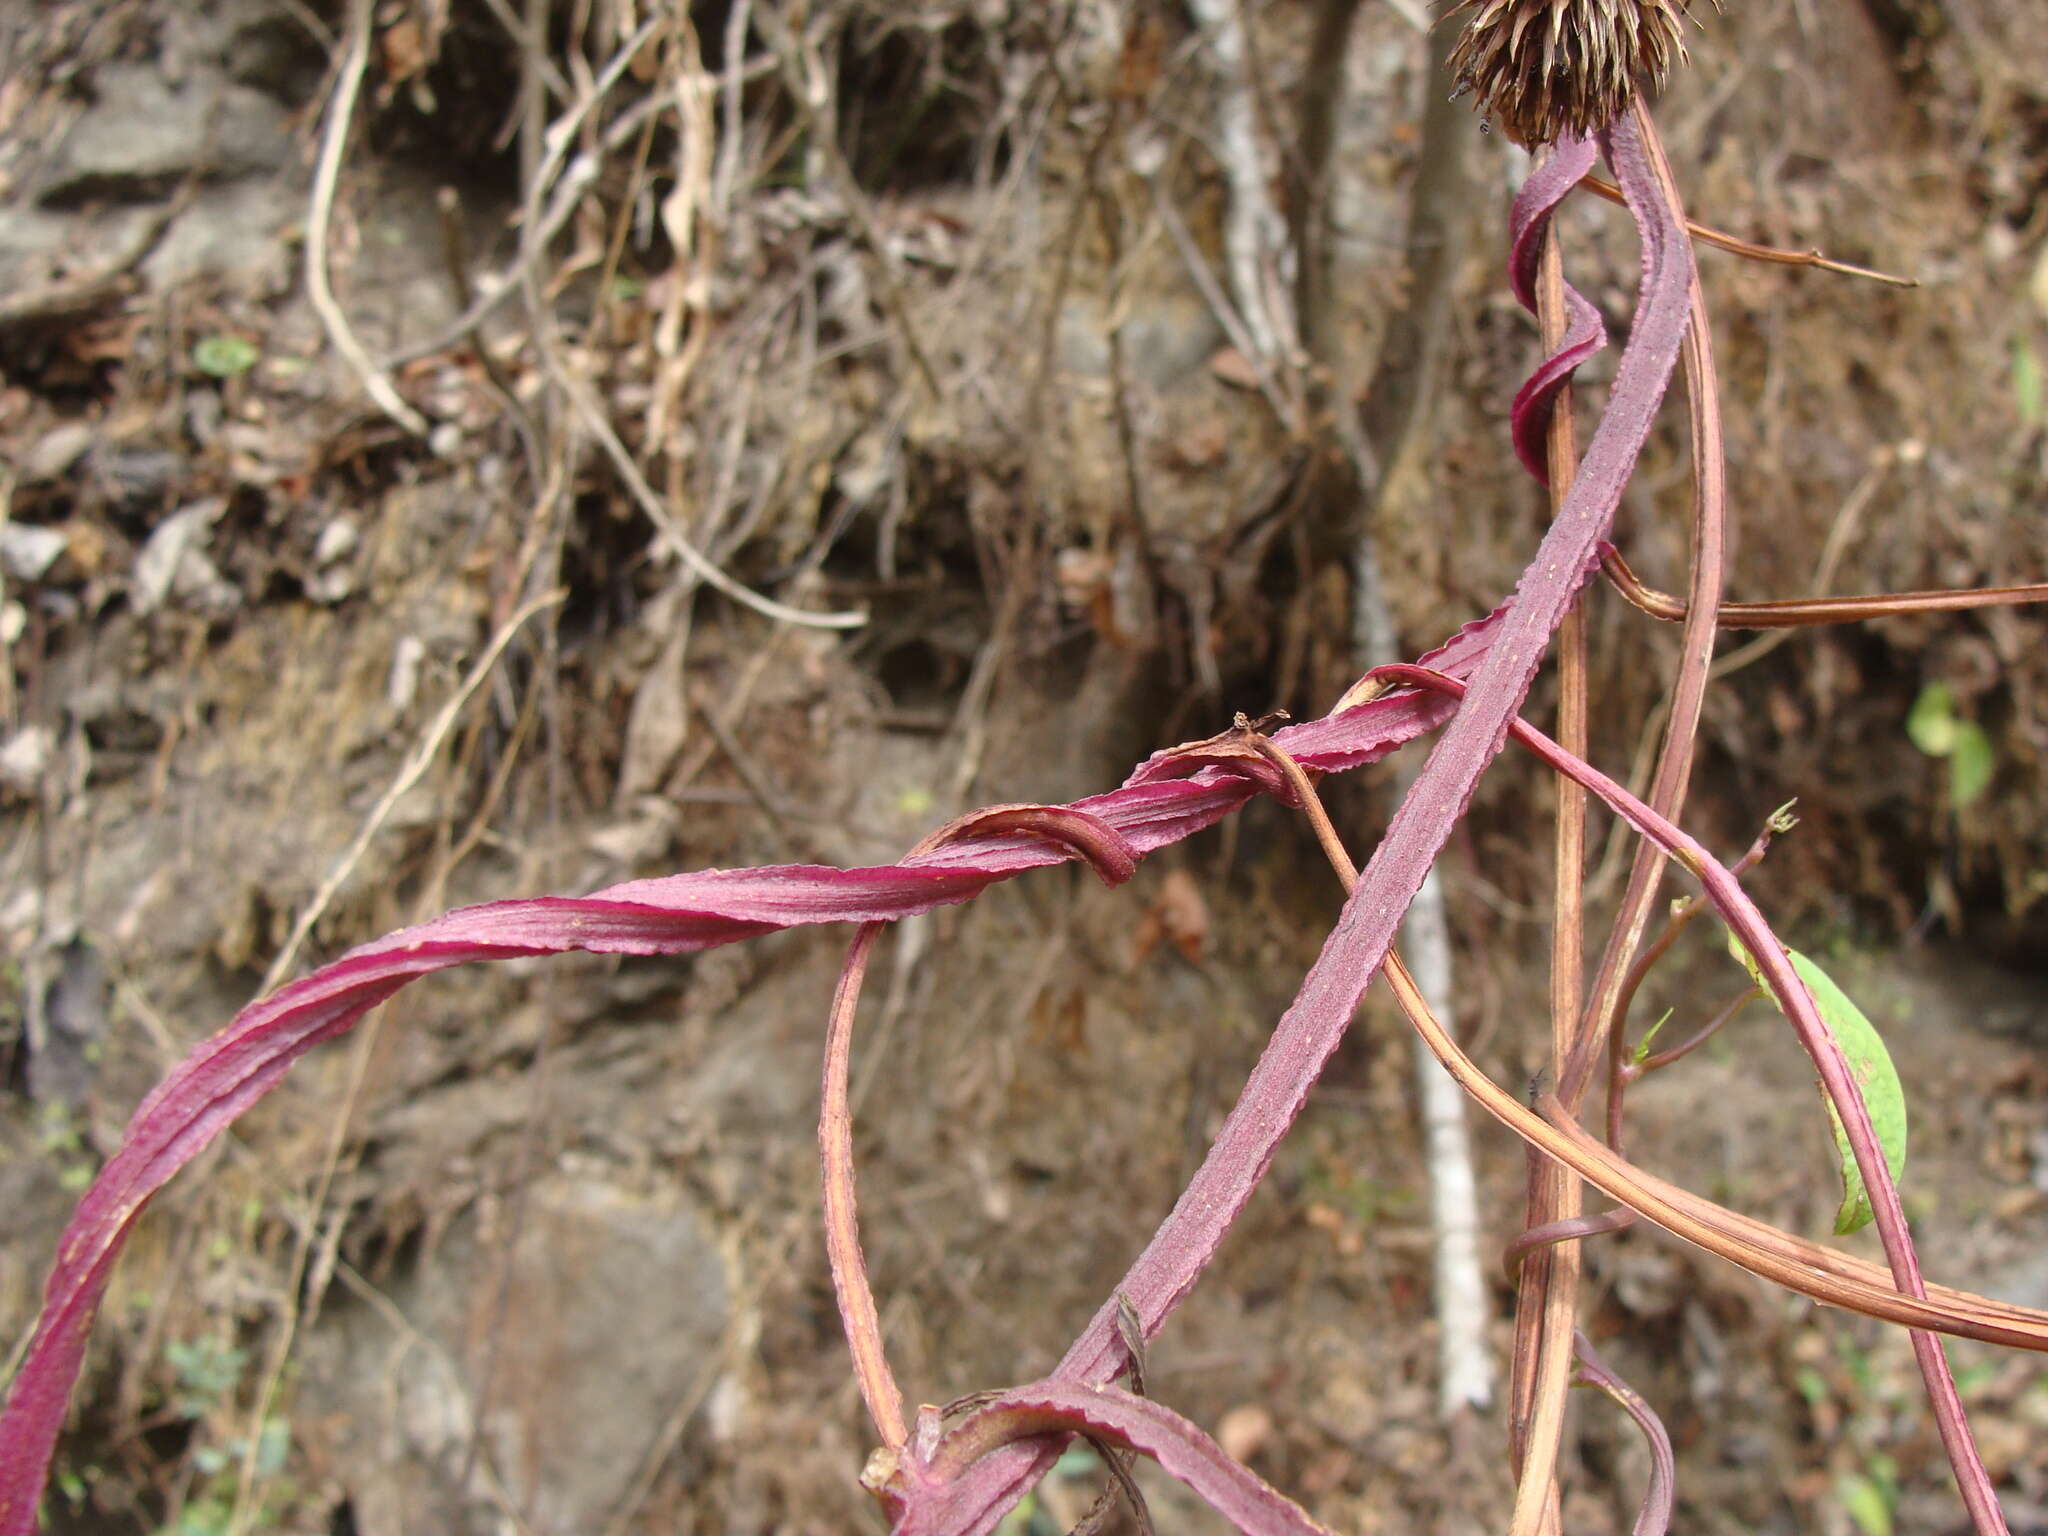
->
1445, 0, 1691, 147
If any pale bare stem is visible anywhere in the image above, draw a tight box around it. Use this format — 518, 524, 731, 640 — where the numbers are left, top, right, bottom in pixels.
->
1564, 104, 1726, 1110
1144, 179, 1293, 424
1184, 0, 1295, 365
1508, 177, 1589, 1536
710, 0, 753, 224
0, 467, 16, 726
382, 33, 778, 373
305, 0, 430, 435
260, 591, 567, 994
227, 589, 562, 1534
822, 924, 909, 1449
751, 5, 943, 398
491, 15, 846, 628
1330, 3, 1494, 1424
539, 293, 864, 632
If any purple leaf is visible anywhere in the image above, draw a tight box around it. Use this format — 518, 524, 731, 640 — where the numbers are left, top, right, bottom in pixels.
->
0, 619, 1494, 1535
1508, 137, 1607, 484
873, 1383, 1332, 1536
925, 115, 1696, 1535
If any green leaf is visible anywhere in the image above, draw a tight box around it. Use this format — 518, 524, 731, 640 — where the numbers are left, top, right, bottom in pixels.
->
1727, 937, 1907, 1235
1837, 1469, 1894, 1536
1904, 682, 1957, 757
192, 334, 259, 379
1632, 1007, 1675, 1065
1948, 721, 1995, 809
2016, 336, 2045, 430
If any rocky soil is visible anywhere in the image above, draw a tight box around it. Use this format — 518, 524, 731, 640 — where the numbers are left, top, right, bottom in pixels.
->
3, 1, 2048, 1533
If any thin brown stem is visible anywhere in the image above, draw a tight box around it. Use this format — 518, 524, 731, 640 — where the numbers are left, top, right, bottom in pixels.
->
1602, 544, 2048, 629
821, 924, 905, 1448
1510, 151, 1592, 1536
1572, 1331, 1676, 1536
1376, 662, 2010, 1533
1579, 172, 1917, 287
820, 800, 1140, 1453
1564, 104, 1725, 1114
1629, 986, 1763, 1077
1515, 111, 1720, 1536
1602, 810, 1791, 1145
1503, 1208, 1635, 1285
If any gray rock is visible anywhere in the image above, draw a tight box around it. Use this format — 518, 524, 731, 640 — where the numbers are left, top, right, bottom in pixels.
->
24, 422, 93, 482
0, 724, 55, 794
0, 523, 68, 583
132, 499, 239, 617
38, 64, 291, 206
299, 1176, 729, 1536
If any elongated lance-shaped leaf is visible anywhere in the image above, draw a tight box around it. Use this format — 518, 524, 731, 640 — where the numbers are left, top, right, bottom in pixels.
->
872, 1383, 1333, 1536
1727, 940, 1907, 1236
0, 618, 1513, 1534
904, 115, 1699, 1536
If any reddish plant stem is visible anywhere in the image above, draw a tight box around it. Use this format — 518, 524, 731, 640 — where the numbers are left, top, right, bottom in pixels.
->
822, 922, 905, 1447
1519, 135, 1725, 1525
820, 806, 1140, 1453
1503, 1208, 1636, 1285
1601, 544, 2048, 627
900, 1382, 1333, 1536
1600, 814, 1787, 1145
1058, 109, 1686, 1394
1577, 171, 1916, 287
1509, 169, 1590, 1534
1571, 1331, 1676, 1536
1628, 986, 1761, 1077
1372, 664, 2008, 1534
1515, 99, 1718, 1536
1564, 103, 1726, 1116
1374, 833, 2048, 1350
904, 101, 1691, 1536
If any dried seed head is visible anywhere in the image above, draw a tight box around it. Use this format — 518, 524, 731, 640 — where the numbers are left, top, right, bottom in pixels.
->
1446, 0, 1692, 146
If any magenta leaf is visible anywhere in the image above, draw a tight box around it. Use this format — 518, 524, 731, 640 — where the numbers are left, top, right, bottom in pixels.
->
0, 618, 1503, 1534
907, 112, 1699, 1536
1507, 137, 1607, 484
872, 1383, 1332, 1536
3, 115, 1699, 1536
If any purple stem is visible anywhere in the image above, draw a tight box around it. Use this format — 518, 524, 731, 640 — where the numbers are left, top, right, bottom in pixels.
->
1571, 1332, 1674, 1536
0, 620, 1500, 1533
876, 1382, 1332, 1536
1372, 663, 2006, 1534
892, 115, 1698, 1536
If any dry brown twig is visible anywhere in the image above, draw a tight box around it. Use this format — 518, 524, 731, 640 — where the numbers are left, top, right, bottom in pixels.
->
1579, 172, 1919, 286
307, 0, 431, 435
496, 12, 862, 632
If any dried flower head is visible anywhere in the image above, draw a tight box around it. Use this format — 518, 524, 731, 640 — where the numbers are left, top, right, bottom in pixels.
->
1446, 0, 1692, 146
